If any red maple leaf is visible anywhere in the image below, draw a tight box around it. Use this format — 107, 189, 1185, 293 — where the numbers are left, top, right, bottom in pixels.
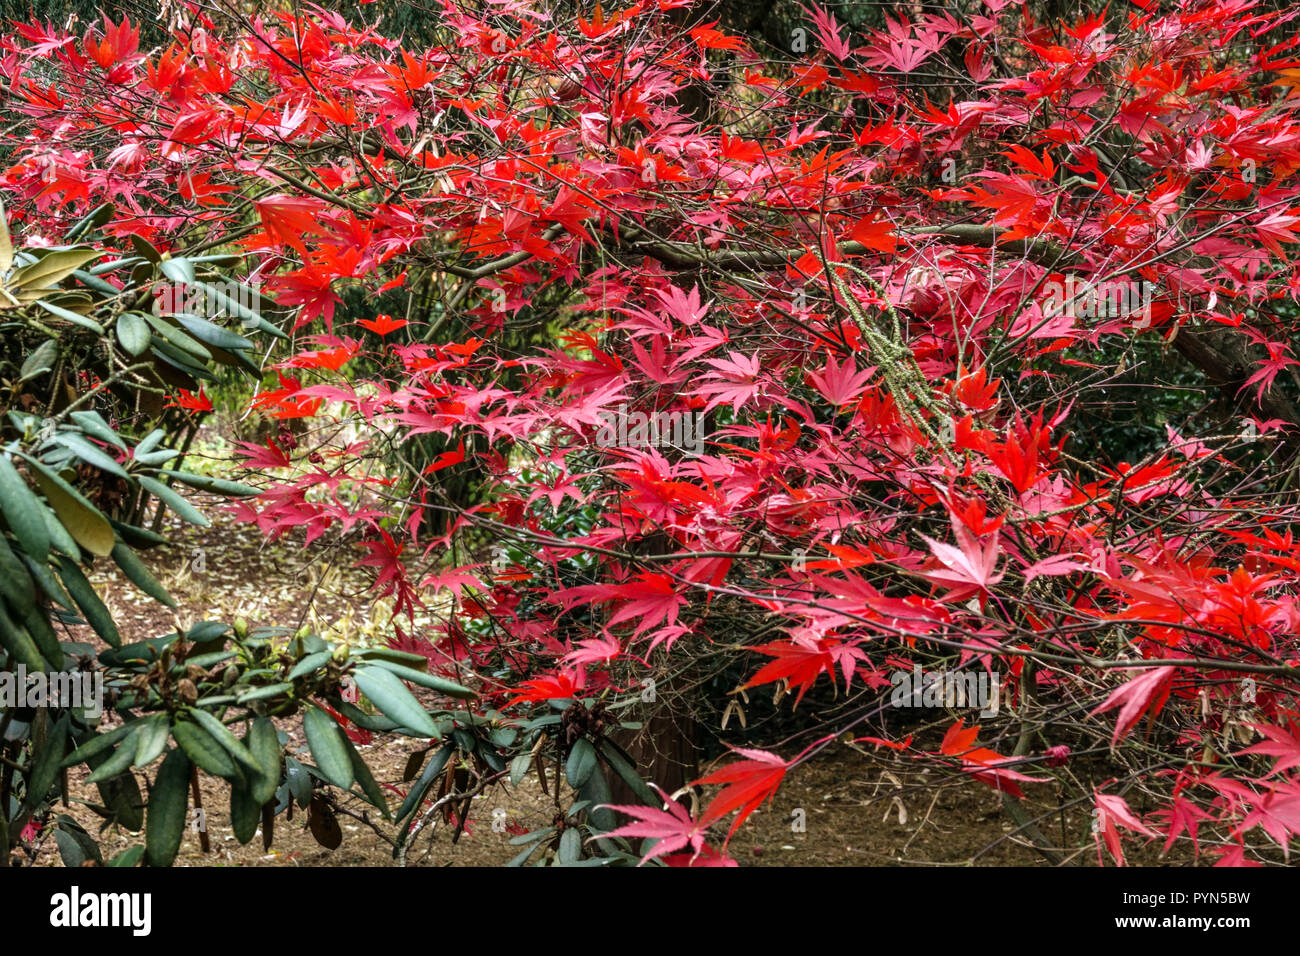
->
695, 747, 792, 841
503, 669, 586, 709
849, 213, 899, 253
918, 525, 1005, 602
253, 194, 332, 255
939, 720, 1047, 797
234, 436, 292, 470
165, 387, 213, 413
806, 351, 874, 408
357, 313, 409, 336
743, 636, 866, 704
553, 572, 687, 637
421, 440, 465, 475
1091, 666, 1176, 746
689, 22, 745, 51
1094, 791, 1159, 866
601, 792, 718, 865
806, 4, 853, 60
562, 635, 622, 666
83, 15, 139, 69
1252, 208, 1300, 255
284, 339, 361, 372
1237, 722, 1300, 777
1235, 785, 1300, 859
356, 530, 421, 619
967, 172, 1044, 227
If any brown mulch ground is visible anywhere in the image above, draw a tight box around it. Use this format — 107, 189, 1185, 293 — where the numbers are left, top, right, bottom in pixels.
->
24, 495, 1202, 868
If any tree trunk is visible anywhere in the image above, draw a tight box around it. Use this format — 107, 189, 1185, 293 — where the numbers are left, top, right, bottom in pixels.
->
606, 707, 702, 811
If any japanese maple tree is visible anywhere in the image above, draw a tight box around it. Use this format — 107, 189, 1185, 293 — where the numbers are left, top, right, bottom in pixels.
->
7, 0, 1300, 865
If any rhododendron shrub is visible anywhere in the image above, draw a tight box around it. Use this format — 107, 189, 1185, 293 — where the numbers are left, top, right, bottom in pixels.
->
7, 0, 1300, 865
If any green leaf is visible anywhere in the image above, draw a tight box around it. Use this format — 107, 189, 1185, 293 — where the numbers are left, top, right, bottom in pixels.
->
111, 541, 175, 607
159, 469, 260, 497
331, 701, 399, 732
236, 682, 292, 704
55, 818, 103, 867
95, 755, 143, 831
19, 339, 57, 382
20, 552, 72, 608
597, 739, 659, 806
510, 753, 532, 787
363, 658, 476, 700
41, 504, 80, 561
566, 738, 598, 788
150, 342, 214, 381
187, 620, 231, 644
352, 647, 431, 667
134, 713, 171, 768
0, 534, 35, 608
159, 256, 194, 284
344, 733, 391, 820
108, 845, 145, 868
172, 313, 254, 351
130, 235, 162, 263
188, 707, 260, 773
145, 312, 212, 362
506, 839, 549, 867
8, 249, 102, 291
88, 256, 142, 276
70, 410, 126, 449
109, 521, 167, 554
98, 635, 173, 666
70, 269, 117, 296
285, 756, 311, 808
132, 448, 179, 467
229, 779, 260, 845
353, 666, 439, 737
136, 475, 210, 528
0, 600, 47, 671
191, 281, 272, 332
116, 311, 151, 356
134, 428, 166, 456
211, 342, 260, 375
184, 650, 235, 669
557, 827, 582, 863
286, 649, 332, 681
26, 455, 115, 556
51, 431, 128, 479
21, 713, 68, 813
171, 718, 238, 780
479, 746, 505, 774
293, 631, 328, 655
145, 748, 191, 867
14, 599, 63, 668
395, 743, 452, 828
35, 299, 103, 334
86, 729, 140, 784
576, 761, 616, 832
65, 203, 115, 242
246, 717, 281, 806
303, 706, 354, 790
62, 724, 135, 769
57, 556, 120, 646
